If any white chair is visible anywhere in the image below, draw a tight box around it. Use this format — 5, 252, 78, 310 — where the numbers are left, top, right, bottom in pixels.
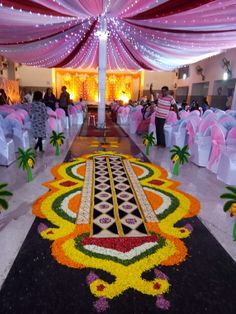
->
217, 126, 236, 185
171, 117, 189, 148
129, 109, 143, 134
68, 106, 78, 126
117, 107, 130, 125
0, 123, 16, 166
3, 116, 30, 152
148, 112, 157, 143
56, 108, 69, 129
164, 111, 178, 148
191, 116, 217, 167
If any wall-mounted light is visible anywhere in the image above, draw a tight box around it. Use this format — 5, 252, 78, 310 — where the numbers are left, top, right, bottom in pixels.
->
222, 57, 232, 80
196, 65, 205, 81
183, 73, 187, 80
223, 71, 229, 81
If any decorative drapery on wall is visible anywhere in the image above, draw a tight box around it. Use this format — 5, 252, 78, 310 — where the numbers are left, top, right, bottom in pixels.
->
55, 70, 140, 102
1, 1, 236, 71
0, 77, 20, 103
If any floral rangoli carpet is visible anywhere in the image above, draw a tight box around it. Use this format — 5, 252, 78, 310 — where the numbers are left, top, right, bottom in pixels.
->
1, 150, 236, 314
32, 152, 200, 312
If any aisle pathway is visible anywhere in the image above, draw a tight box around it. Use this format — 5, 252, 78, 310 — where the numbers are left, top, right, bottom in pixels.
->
0, 116, 235, 314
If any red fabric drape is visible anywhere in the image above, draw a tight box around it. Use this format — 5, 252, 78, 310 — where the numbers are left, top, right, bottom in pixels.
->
53, 20, 97, 68
1, 0, 72, 17
128, 0, 216, 20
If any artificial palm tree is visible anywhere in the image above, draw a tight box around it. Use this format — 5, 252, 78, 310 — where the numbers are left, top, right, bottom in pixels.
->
0, 183, 13, 211
17, 148, 36, 182
143, 132, 155, 155
170, 145, 190, 176
50, 131, 65, 156
220, 186, 236, 240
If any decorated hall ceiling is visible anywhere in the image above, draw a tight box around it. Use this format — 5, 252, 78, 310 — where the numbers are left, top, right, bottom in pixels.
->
0, 0, 236, 71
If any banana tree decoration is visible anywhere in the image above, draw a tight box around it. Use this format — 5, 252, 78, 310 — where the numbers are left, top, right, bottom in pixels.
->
50, 131, 65, 156
170, 145, 190, 176
143, 132, 155, 155
0, 183, 13, 211
17, 148, 36, 182
220, 186, 236, 241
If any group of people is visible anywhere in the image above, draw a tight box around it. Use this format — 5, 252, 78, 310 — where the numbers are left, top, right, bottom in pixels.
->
23, 86, 71, 115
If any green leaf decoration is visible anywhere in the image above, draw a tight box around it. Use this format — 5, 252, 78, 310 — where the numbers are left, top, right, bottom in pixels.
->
223, 200, 234, 212
0, 183, 12, 210
233, 222, 236, 241
220, 186, 236, 212
226, 186, 236, 195
50, 131, 65, 156
0, 198, 8, 209
17, 148, 36, 181
170, 145, 190, 168
143, 132, 155, 154
220, 193, 236, 200
0, 191, 13, 197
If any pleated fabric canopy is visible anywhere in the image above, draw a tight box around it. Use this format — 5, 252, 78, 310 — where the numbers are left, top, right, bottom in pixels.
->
0, 0, 236, 70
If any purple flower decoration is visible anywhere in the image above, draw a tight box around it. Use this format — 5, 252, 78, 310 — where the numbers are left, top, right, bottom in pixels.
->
86, 271, 99, 285
154, 269, 169, 280
93, 297, 109, 313
156, 295, 170, 310
184, 223, 193, 233
37, 222, 48, 234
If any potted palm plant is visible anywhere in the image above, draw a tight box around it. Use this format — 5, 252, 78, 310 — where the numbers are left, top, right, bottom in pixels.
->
17, 148, 36, 182
50, 131, 65, 156
220, 186, 236, 241
170, 145, 190, 176
0, 183, 13, 212
143, 132, 155, 156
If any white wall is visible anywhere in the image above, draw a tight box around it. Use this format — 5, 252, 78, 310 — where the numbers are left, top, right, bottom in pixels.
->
175, 47, 236, 100
17, 65, 52, 87
143, 70, 176, 91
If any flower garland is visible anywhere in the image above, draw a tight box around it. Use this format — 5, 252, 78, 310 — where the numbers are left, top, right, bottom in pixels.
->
33, 152, 200, 311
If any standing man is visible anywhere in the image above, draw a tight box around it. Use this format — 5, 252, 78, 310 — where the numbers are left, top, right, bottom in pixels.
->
155, 86, 179, 147
59, 86, 70, 116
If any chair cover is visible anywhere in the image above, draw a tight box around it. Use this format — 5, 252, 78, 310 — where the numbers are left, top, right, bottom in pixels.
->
129, 109, 143, 134
207, 124, 227, 173
0, 125, 16, 166
217, 125, 236, 185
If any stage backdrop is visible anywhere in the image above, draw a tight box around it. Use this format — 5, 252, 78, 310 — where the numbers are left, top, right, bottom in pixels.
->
54, 70, 140, 103
0, 77, 20, 103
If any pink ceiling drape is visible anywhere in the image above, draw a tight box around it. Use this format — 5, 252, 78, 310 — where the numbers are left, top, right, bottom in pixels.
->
0, 0, 236, 70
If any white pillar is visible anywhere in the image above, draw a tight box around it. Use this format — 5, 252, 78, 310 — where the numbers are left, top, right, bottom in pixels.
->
97, 18, 108, 129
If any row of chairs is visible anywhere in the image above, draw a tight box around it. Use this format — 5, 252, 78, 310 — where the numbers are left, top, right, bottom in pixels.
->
117, 105, 236, 185
164, 109, 236, 185
0, 104, 84, 166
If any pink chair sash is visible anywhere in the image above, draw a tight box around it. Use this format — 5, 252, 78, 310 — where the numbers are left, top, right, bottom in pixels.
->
68, 106, 77, 115
7, 112, 23, 124
166, 111, 177, 124
55, 108, 66, 119
48, 117, 57, 132
179, 110, 189, 119
47, 107, 57, 118
208, 125, 226, 170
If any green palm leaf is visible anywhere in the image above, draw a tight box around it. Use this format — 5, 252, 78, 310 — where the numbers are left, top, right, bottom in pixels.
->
220, 193, 236, 200
0, 191, 13, 196
233, 222, 236, 241
223, 200, 234, 212
226, 186, 236, 195
0, 199, 8, 209
0, 183, 8, 190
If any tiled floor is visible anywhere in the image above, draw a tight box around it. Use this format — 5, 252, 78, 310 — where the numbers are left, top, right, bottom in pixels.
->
0, 120, 235, 293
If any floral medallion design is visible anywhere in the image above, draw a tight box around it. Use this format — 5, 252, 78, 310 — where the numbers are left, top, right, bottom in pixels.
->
33, 152, 200, 311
